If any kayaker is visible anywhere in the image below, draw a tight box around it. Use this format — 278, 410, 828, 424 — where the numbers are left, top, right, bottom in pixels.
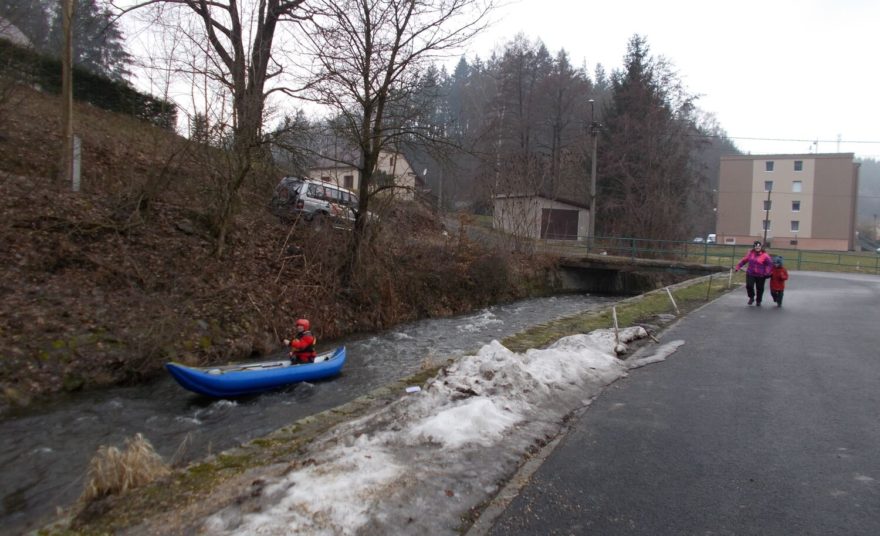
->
283, 318, 317, 363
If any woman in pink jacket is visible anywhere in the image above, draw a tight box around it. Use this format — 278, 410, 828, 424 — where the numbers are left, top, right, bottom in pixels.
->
735, 240, 774, 306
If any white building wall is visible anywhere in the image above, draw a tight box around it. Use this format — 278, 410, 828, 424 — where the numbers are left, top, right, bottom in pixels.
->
308, 151, 416, 200
493, 196, 588, 239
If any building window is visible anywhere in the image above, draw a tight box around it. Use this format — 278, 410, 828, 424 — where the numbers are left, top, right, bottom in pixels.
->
763, 200, 772, 211
794, 160, 803, 171
764, 180, 774, 192
765, 161, 774, 172
791, 220, 800, 232
792, 200, 800, 212
763, 220, 771, 231
343, 175, 354, 189
792, 180, 802, 193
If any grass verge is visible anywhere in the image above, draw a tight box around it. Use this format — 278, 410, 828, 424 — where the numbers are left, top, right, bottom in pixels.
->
502, 272, 741, 352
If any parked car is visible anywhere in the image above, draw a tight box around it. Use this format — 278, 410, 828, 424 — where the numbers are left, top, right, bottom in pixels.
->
270, 176, 360, 225
692, 237, 705, 243
707, 233, 717, 244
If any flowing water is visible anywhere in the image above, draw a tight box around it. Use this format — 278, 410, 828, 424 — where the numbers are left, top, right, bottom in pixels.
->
0, 293, 617, 534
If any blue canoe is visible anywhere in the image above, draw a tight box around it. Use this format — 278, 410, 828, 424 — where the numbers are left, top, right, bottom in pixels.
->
165, 346, 346, 398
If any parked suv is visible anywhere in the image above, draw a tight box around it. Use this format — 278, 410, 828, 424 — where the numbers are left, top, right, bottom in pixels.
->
270, 176, 359, 225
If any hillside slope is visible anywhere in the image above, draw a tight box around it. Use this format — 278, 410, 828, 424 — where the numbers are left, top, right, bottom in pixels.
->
0, 85, 549, 411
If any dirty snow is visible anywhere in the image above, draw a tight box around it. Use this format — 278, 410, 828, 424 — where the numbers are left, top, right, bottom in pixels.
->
203, 328, 683, 535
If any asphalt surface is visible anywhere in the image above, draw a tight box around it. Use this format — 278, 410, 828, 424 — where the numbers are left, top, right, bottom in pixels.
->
478, 271, 880, 536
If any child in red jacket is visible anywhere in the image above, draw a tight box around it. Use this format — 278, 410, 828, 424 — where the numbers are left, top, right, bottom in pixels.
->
770, 256, 789, 307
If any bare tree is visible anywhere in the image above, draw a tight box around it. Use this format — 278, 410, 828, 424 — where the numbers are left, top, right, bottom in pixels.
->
114, 0, 308, 255
295, 0, 494, 282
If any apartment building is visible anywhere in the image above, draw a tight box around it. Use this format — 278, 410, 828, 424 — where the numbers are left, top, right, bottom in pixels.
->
717, 153, 860, 251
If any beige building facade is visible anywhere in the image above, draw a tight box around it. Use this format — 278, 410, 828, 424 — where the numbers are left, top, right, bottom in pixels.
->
717, 153, 859, 251
307, 151, 417, 201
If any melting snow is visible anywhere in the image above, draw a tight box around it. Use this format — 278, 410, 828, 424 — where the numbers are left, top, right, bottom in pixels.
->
203, 327, 681, 535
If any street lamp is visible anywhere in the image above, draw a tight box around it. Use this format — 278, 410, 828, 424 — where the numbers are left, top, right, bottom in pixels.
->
762, 184, 772, 245
588, 99, 599, 249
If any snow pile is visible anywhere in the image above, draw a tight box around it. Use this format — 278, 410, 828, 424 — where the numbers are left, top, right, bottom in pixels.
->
204, 327, 680, 535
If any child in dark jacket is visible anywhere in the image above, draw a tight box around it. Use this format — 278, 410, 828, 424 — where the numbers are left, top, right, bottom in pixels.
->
770, 256, 789, 307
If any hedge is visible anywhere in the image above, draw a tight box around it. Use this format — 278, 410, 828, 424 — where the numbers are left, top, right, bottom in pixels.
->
0, 38, 177, 130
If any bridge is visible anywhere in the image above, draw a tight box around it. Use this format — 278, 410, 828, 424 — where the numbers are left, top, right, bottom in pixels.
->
554, 253, 728, 294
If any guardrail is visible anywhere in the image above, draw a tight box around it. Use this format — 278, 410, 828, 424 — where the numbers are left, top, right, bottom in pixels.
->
530, 235, 880, 275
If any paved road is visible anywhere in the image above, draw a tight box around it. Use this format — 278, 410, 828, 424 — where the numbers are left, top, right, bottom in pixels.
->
479, 271, 880, 536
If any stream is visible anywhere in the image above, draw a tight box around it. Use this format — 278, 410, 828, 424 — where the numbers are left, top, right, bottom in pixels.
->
0, 293, 618, 534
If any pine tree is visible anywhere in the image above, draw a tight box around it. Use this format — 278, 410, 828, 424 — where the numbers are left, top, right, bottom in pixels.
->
47, 0, 131, 81
598, 34, 702, 240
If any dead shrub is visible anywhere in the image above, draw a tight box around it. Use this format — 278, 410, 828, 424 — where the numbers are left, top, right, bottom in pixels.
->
78, 433, 170, 504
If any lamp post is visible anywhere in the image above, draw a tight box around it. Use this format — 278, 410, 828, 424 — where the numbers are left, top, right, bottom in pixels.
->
762, 185, 772, 245
59, 0, 74, 185
588, 99, 599, 249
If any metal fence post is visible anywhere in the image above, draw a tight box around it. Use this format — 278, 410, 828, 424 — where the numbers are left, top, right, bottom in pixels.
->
797, 250, 802, 270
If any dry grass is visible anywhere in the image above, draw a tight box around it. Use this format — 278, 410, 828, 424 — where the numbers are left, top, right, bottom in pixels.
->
78, 433, 170, 504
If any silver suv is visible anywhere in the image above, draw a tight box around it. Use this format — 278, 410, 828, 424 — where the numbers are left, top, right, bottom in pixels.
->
271, 177, 359, 224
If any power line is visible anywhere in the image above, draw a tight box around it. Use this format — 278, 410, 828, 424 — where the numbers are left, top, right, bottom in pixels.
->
688, 133, 880, 145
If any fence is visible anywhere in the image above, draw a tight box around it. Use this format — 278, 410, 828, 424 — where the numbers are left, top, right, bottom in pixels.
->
530, 235, 880, 275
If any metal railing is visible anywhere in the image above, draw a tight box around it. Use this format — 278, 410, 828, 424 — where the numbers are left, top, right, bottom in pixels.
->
529, 235, 880, 275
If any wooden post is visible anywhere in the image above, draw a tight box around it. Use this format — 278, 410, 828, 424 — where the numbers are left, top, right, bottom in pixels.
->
59, 0, 74, 185
665, 287, 680, 315
612, 306, 619, 346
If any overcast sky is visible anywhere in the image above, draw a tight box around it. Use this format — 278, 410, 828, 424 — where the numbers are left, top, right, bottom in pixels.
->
120, 0, 879, 160
460, 0, 880, 159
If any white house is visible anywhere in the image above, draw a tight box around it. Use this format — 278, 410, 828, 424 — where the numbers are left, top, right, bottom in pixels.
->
308, 151, 418, 201
0, 17, 32, 47
493, 194, 589, 240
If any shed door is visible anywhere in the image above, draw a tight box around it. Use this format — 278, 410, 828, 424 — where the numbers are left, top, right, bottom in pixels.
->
541, 208, 579, 240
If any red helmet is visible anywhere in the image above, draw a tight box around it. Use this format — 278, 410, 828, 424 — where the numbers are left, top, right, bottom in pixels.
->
295, 318, 310, 330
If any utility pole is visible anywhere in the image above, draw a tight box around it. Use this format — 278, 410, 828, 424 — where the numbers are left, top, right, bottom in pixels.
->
588, 99, 599, 249
762, 185, 772, 244
59, 0, 74, 185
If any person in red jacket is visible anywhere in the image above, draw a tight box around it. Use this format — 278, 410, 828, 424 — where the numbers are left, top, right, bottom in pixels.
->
769, 256, 789, 307
283, 318, 317, 363
735, 240, 774, 306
